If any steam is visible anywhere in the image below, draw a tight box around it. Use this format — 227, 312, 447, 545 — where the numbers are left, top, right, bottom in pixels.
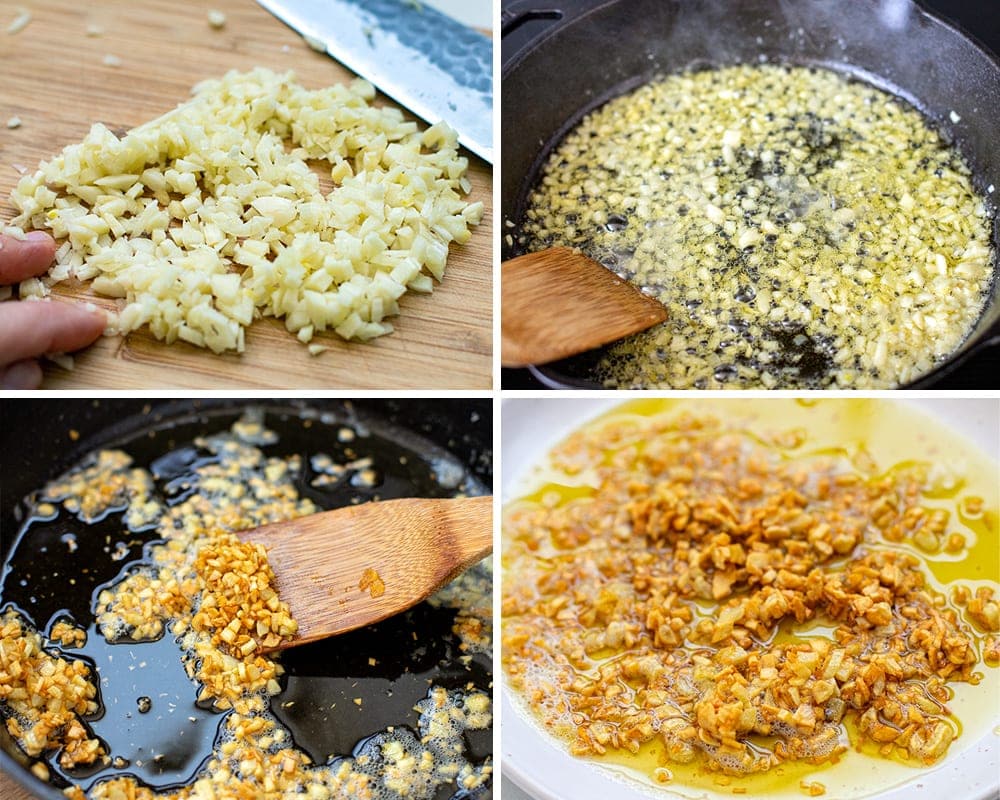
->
664, 0, 924, 73
878, 0, 912, 30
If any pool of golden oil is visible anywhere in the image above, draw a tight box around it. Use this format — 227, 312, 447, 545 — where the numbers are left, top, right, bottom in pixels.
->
503, 398, 999, 800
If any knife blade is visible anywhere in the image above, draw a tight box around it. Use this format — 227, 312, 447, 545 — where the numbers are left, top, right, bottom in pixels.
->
256, 0, 493, 163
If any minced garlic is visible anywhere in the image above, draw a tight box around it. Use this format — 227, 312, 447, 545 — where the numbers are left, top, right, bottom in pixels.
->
502, 410, 997, 781
0, 611, 103, 769
9, 68, 483, 353
7, 412, 492, 800
5, 8, 30, 35
50, 619, 87, 648
517, 64, 993, 389
359, 567, 386, 598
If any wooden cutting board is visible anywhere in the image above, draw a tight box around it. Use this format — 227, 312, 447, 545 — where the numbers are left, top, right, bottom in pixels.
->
0, 0, 492, 389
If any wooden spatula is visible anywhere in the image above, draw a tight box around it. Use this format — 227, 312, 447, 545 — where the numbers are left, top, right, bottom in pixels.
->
501, 247, 668, 367
238, 495, 492, 651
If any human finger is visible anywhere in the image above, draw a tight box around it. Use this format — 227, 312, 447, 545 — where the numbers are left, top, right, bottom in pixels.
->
0, 300, 106, 367
0, 231, 57, 284
0, 359, 43, 389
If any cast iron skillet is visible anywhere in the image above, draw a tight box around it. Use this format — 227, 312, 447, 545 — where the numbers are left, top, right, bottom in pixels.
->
0, 399, 492, 800
501, 0, 1000, 389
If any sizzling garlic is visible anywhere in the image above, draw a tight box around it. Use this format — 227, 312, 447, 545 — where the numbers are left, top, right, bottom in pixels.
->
518, 64, 993, 389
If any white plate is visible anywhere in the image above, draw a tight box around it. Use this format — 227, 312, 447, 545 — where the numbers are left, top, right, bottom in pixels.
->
501, 398, 1000, 800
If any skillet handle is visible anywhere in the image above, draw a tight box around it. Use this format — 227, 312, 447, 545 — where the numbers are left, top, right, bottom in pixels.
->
501, 0, 594, 66
501, 1, 563, 36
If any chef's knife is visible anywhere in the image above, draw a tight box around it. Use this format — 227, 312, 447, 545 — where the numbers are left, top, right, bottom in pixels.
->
256, 0, 493, 163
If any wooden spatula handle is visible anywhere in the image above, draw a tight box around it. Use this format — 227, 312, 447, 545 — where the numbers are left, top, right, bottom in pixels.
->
245, 495, 493, 649
383, 494, 493, 576
501, 247, 668, 367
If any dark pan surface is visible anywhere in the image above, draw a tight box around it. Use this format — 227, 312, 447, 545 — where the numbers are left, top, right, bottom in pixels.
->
0, 399, 492, 800
501, 0, 1000, 389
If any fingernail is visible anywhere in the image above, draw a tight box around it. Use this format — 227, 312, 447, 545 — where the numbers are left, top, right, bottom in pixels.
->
25, 230, 53, 243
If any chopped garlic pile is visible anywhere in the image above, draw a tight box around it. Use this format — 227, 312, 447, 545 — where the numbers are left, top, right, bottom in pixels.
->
9, 68, 483, 353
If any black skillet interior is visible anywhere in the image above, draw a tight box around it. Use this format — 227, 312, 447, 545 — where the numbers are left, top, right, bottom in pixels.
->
501, 0, 1000, 389
0, 399, 492, 800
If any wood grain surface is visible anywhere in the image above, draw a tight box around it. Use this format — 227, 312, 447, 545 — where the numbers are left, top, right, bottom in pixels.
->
0, 765, 34, 800
240, 495, 492, 649
0, 0, 493, 389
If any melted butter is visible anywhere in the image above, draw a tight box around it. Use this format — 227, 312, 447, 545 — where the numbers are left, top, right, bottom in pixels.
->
518, 65, 994, 391
769, 616, 841, 648
504, 398, 999, 799
518, 483, 597, 506
594, 736, 848, 799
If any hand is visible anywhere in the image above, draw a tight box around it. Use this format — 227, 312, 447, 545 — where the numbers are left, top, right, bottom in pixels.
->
0, 231, 106, 389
